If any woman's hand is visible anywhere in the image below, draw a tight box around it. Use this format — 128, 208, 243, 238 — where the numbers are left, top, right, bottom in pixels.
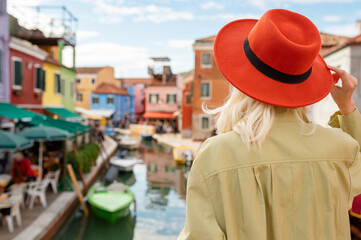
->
328, 65, 358, 115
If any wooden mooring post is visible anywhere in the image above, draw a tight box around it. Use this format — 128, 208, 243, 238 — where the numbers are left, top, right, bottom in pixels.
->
66, 164, 89, 217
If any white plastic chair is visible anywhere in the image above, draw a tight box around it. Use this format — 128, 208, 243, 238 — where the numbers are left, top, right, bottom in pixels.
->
26, 179, 50, 209
4, 195, 22, 233
44, 169, 61, 193
9, 183, 26, 208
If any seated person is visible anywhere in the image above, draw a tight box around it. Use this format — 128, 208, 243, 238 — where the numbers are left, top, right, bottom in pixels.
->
11, 151, 36, 183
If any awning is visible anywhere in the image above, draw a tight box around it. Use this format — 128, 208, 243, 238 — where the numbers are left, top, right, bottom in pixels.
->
45, 107, 83, 121
75, 107, 114, 119
0, 102, 40, 122
26, 115, 90, 134
143, 112, 176, 119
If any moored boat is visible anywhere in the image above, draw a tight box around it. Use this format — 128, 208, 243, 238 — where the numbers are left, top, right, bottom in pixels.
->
172, 145, 197, 165
110, 157, 141, 172
117, 135, 139, 150
87, 182, 135, 224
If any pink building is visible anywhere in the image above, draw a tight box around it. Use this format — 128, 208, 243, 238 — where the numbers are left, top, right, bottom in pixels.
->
144, 85, 179, 120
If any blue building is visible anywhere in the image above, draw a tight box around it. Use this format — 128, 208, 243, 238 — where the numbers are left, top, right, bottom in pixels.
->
91, 83, 134, 125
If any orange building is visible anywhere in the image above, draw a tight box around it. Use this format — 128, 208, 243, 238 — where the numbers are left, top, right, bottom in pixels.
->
75, 66, 118, 110
191, 36, 229, 140
180, 71, 193, 138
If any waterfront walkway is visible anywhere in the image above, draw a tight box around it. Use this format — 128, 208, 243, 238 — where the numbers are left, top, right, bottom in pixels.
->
153, 133, 202, 150
0, 135, 118, 240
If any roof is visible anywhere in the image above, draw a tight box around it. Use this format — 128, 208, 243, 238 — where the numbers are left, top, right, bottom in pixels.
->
93, 83, 128, 95
119, 78, 153, 85
76, 67, 109, 74
196, 36, 216, 42
45, 57, 61, 66
320, 32, 350, 56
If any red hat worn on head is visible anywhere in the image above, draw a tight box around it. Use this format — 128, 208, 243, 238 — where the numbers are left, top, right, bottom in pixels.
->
214, 9, 333, 108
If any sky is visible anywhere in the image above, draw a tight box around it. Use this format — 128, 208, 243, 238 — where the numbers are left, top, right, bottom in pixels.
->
6, 0, 361, 78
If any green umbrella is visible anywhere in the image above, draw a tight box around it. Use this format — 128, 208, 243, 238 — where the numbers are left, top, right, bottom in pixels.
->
17, 125, 73, 180
0, 130, 33, 150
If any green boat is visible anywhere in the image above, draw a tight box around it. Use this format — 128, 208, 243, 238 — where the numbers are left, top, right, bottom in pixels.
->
87, 182, 135, 224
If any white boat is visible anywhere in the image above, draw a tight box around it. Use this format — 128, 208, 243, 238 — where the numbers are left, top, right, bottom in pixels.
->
110, 157, 141, 172
116, 135, 139, 150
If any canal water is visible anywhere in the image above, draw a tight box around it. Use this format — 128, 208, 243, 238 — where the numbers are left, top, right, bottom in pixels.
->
52, 140, 190, 240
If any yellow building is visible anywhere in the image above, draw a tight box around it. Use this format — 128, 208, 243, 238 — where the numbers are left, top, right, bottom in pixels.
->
42, 58, 62, 107
75, 66, 118, 110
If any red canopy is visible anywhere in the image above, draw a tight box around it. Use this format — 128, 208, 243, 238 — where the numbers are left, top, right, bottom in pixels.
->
143, 112, 176, 119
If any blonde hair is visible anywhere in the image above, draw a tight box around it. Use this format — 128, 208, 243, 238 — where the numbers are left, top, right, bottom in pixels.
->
203, 86, 314, 148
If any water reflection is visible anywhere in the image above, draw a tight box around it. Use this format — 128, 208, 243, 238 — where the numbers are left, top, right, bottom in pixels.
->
52, 139, 190, 240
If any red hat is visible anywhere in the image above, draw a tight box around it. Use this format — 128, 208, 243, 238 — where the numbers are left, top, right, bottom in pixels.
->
214, 9, 333, 108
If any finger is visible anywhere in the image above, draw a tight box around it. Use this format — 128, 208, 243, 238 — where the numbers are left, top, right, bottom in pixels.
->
332, 72, 340, 84
327, 65, 347, 77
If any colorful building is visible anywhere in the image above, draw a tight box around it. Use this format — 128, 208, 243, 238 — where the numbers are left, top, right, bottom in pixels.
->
312, 32, 361, 126
9, 37, 48, 113
0, 0, 9, 103
42, 58, 62, 107
120, 77, 152, 121
61, 66, 76, 111
90, 83, 134, 124
180, 71, 193, 138
192, 36, 229, 140
76, 66, 118, 110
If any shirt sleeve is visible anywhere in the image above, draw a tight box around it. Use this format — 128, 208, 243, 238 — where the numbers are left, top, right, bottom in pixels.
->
177, 145, 226, 240
349, 149, 361, 209
338, 109, 361, 146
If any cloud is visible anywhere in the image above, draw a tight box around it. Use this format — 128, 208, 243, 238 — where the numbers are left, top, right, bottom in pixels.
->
248, 0, 355, 9
199, 13, 261, 21
63, 42, 150, 77
167, 40, 193, 48
322, 15, 343, 22
201, 1, 224, 10
77, 31, 99, 41
322, 23, 359, 37
93, 1, 194, 23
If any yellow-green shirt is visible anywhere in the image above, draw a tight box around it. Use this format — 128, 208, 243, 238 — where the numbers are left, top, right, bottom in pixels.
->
178, 109, 361, 240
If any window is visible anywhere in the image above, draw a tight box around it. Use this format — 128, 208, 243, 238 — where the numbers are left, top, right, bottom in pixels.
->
149, 93, 159, 103
190, 82, 193, 97
92, 96, 99, 105
35, 66, 45, 91
201, 82, 210, 98
12, 58, 23, 89
70, 82, 74, 98
54, 73, 61, 94
201, 116, 210, 129
91, 78, 96, 85
167, 94, 177, 104
76, 93, 83, 102
107, 95, 114, 105
201, 52, 212, 68
76, 78, 81, 84
61, 79, 66, 96
0, 49, 2, 83
185, 93, 191, 105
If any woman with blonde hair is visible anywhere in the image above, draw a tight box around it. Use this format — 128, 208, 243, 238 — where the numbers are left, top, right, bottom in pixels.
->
178, 9, 361, 240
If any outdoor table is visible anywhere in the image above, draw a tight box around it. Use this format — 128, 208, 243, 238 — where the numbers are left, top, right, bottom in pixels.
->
0, 174, 11, 189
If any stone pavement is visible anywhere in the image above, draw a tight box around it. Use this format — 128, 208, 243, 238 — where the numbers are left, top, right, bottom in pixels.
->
0, 135, 118, 240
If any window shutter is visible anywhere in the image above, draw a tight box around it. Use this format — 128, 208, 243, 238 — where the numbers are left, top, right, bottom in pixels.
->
14, 60, 23, 86
41, 69, 46, 90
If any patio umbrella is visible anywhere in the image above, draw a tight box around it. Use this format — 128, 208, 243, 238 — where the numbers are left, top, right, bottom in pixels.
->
0, 130, 33, 150
17, 125, 72, 180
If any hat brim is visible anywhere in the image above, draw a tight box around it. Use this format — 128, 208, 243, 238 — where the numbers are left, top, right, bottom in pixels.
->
214, 19, 333, 108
